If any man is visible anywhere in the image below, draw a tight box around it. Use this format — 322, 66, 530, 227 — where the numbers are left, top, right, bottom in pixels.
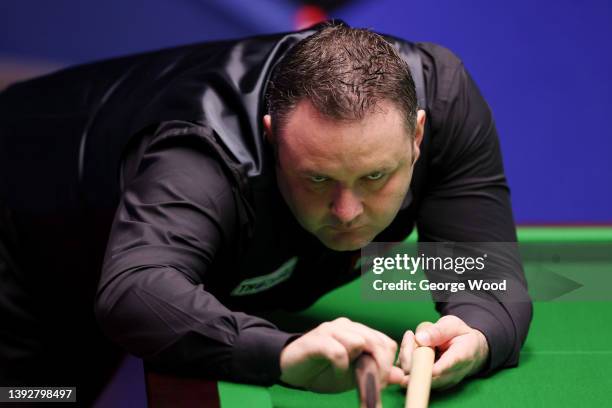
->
0, 21, 531, 402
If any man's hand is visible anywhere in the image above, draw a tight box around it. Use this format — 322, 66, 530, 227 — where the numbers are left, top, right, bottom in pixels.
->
280, 317, 405, 393
397, 315, 489, 390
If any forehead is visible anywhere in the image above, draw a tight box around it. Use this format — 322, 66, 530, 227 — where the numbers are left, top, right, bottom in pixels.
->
278, 100, 411, 173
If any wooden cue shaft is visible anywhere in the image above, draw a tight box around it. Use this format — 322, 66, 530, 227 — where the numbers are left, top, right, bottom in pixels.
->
405, 346, 435, 408
355, 352, 382, 408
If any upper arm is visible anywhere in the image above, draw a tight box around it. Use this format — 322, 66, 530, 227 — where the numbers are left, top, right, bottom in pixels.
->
99, 131, 239, 296
417, 53, 517, 242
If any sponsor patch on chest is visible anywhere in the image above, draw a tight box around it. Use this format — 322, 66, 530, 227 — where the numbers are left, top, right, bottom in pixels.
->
230, 256, 298, 296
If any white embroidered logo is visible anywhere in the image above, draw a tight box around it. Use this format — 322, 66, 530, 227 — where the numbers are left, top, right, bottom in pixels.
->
230, 257, 298, 296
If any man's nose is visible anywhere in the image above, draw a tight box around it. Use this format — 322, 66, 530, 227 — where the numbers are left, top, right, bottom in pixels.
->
330, 187, 363, 224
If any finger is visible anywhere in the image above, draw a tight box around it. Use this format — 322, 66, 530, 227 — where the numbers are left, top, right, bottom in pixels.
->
311, 335, 352, 374
333, 320, 398, 385
332, 321, 393, 362
386, 366, 405, 385
398, 330, 417, 373
329, 328, 368, 362
414, 321, 434, 347
430, 365, 467, 390
431, 348, 464, 378
431, 340, 472, 378
366, 337, 398, 386
415, 315, 470, 347
336, 318, 397, 353
399, 374, 410, 388
358, 334, 396, 386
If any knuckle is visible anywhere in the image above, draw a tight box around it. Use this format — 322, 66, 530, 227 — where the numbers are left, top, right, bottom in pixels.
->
459, 348, 473, 362
402, 330, 415, 343
447, 355, 461, 370
318, 321, 330, 330
330, 348, 346, 362
352, 336, 367, 349
416, 321, 432, 331
440, 314, 461, 325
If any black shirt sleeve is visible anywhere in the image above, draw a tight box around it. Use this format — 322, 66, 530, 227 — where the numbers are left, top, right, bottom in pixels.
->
415, 43, 533, 374
94, 126, 294, 385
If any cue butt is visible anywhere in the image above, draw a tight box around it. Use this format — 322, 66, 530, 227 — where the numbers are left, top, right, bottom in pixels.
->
405, 346, 435, 408
355, 352, 382, 408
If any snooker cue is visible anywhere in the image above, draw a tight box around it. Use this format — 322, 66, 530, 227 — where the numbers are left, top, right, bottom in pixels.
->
355, 352, 382, 408
405, 346, 435, 408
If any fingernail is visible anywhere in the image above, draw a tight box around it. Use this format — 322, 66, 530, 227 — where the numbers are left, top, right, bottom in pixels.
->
416, 332, 430, 345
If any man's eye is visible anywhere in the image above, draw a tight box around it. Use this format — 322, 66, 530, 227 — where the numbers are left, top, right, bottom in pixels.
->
366, 172, 385, 181
309, 175, 329, 183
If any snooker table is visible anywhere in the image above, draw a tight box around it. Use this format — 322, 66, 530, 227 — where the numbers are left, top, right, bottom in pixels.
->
145, 226, 612, 407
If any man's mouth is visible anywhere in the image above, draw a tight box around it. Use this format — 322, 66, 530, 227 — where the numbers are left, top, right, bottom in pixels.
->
329, 225, 363, 233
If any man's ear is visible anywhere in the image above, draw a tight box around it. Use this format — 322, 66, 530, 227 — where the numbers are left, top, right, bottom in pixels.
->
412, 109, 426, 164
263, 114, 274, 144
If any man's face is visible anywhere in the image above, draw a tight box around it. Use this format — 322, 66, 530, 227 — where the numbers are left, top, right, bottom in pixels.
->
264, 100, 425, 251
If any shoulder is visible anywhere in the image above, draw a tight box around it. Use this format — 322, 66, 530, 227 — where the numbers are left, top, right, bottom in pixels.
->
414, 42, 467, 111
416, 42, 464, 68
385, 36, 465, 82
382, 37, 470, 128
413, 41, 493, 136
411, 43, 499, 178
121, 121, 239, 206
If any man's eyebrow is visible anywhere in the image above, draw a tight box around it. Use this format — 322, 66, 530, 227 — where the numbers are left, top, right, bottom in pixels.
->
298, 169, 331, 177
362, 162, 400, 174
370, 164, 397, 173
297, 162, 399, 176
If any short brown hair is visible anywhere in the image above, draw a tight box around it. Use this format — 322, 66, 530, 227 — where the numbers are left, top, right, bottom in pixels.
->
266, 23, 418, 137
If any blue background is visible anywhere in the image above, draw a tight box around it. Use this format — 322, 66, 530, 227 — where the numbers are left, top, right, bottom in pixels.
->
1, 0, 611, 223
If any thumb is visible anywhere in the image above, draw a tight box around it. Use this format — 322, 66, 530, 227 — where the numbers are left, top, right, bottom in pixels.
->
415, 316, 470, 347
